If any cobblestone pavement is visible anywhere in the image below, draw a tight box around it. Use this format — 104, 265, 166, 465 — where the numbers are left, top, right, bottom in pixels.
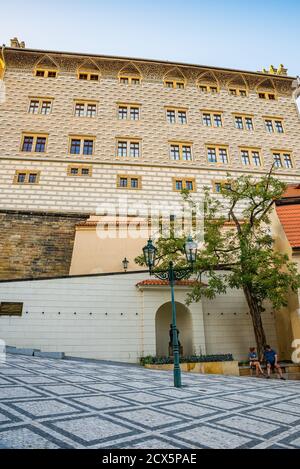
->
0, 354, 299, 449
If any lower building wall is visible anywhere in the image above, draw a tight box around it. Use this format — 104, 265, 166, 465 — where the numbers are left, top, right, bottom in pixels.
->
0, 272, 278, 362
202, 293, 278, 359
0, 210, 88, 280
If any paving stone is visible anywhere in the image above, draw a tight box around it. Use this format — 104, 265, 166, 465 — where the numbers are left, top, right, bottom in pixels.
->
1, 353, 299, 449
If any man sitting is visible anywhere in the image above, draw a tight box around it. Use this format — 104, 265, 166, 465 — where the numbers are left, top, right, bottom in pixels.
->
263, 345, 285, 380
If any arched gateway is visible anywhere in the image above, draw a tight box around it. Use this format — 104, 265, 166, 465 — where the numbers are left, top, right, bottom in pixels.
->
155, 301, 193, 357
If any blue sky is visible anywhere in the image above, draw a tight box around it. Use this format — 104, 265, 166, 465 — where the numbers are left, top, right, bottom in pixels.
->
1, 0, 299, 77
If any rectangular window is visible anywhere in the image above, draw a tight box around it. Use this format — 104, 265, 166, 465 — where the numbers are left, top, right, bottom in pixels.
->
21, 134, 47, 153
67, 165, 92, 177
203, 113, 212, 126
28, 98, 53, 115
167, 110, 176, 123
234, 115, 254, 131
213, 181, 232, 193
14, 171, 40, 185
83, 140, 94, 155
245, 117, 254, 130
178, 110, 187, 124
214, 114, 222, 127
173, 178, 196, 192
265, 117, 284, 133
119, 76, 140, 85
240, 148, 262, 166
70, 139, 81, 154
78, 72, 99, 81
202, 111, 223, 128
235, 116, 243, 129
229, 88, 247, 96
41, 101, 52, 115
0, 302, 23, 316
169, 143, 192, 161
206, 145, 229, 164
272, 151, 293, 169
69, 137, 95, 156
130, 107, 140, 120
35, 70, 57, 78
74, 102, 97, 118
118, 106, 128, 120
86, 104, 97, 118
75, 103, 85, 117
117, 175, 141, 189
259, 92, 276, 100
164, 80, 185, 89
166, 109, 187, 124
118, 104, 140, 121
130, 142, 140, 158
35, 137, 46, 153
117, 140, 141, 158
29, 100, 39, 114
22, 136, 34, 152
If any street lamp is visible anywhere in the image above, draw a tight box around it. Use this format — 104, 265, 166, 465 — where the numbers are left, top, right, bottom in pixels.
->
143, 236, 197, 388
122, 257, 129, 272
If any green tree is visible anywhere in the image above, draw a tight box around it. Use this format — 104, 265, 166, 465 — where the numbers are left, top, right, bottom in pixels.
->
136, 169, 300, 358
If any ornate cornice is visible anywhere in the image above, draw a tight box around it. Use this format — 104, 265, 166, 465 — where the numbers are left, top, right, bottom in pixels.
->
1, 46, 296, 96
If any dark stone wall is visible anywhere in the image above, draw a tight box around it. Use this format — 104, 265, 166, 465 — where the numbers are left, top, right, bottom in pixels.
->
0, 210, 89, 280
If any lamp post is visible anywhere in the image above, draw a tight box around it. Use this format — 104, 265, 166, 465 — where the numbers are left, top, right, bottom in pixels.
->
142, 236, 197, 388
122, 257, 129, 272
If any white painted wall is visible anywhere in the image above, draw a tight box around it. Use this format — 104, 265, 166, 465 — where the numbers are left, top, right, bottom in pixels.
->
0, 272, 278, 362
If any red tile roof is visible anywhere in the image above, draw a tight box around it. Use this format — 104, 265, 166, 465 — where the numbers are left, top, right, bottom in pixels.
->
276, 204, 300, 248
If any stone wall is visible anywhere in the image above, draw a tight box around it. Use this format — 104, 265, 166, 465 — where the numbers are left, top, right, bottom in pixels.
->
0, 210, 88, 280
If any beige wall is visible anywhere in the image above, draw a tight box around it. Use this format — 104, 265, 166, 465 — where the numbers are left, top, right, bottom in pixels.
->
271, 208, 300, 359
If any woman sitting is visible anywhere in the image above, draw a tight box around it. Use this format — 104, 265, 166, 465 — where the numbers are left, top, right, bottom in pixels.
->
248, 347, 265, 377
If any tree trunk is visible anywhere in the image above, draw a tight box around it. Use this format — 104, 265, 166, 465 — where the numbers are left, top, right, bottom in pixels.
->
243, 286, 267, 359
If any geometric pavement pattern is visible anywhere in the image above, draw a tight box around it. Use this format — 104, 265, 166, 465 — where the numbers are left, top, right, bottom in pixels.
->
0, 354, 299, 449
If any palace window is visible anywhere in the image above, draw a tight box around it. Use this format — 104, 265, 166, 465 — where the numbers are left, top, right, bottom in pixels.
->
21, 134, 48, 153
28, 98, 53, 115
272, 151, 293, 169
206, 145, 229, 164
229, 88, 247, 97
69, 136, 95, 156
35, 69, 57, 78
198, 83, 219, 93
240, 148, 262, 167
164, 80, 185, 89
78, 72, 100, 81
117, 175, 142, 189
119, 76, 141, 85
67, 165, 93, 176
264, 117, 284, 133
258, 92, 276, 100
234, 114, 254, 131
116, 139, 141, 158
74, 101, 97, 118
14, 170, 40, 185
213, 181, 232, 193
118, 104, 140, 121
202, 111, 223, 128
173, 177, 196, 192
169, 142, 192, 161
166, 108, 187, 124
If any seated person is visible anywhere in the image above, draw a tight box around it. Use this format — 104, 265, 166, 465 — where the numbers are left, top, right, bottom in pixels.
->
263, 345, 285, 380
248, 347, 265, 376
